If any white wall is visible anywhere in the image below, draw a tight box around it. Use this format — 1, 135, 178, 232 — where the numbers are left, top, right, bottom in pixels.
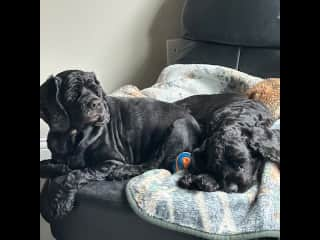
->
40, 0, 185, 138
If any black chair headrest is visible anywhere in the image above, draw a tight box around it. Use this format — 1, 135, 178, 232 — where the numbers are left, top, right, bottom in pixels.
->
182, 0, 280, 48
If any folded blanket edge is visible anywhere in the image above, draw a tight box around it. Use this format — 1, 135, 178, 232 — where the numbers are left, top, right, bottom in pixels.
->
125, 181, 280, 240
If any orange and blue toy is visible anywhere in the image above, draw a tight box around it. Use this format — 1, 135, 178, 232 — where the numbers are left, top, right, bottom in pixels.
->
172, 152, 192, 173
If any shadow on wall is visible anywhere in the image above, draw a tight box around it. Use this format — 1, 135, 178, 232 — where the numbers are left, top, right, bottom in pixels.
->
128, 0, 186, 89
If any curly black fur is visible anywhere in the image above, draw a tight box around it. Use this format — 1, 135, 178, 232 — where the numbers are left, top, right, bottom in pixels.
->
40, 70, 201, 222
175, 94, 280, 193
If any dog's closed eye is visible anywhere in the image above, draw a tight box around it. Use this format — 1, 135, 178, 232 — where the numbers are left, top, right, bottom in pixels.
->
229, 159, 245, 170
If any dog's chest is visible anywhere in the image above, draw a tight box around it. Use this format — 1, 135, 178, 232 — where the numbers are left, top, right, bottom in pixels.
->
85, 134, 127, 164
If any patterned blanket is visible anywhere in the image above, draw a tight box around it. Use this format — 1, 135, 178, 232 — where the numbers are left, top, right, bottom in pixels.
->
111, 64, 263, 101
110, 64, 280, 240
126, 162, 279, 240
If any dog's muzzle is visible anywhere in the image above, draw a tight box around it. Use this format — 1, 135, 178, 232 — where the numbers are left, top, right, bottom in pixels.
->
94, 116, 106, 126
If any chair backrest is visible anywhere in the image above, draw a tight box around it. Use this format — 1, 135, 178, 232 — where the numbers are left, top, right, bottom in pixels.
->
172, 0, 280, 78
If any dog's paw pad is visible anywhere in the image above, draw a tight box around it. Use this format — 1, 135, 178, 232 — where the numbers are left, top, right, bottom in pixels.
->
194, 175, 220, 192
178, 173, 194, 189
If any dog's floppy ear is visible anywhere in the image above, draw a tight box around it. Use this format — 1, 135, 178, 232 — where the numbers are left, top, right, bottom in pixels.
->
90, 72, 100, 86
40, 102, 47, 122
190, 140, 209, 173
40, 75, 70, 132
249, 127, 280, 166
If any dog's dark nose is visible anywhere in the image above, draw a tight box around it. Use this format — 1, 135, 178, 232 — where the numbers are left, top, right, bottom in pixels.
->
227, 183, 239, 193
89, 99, 102, 109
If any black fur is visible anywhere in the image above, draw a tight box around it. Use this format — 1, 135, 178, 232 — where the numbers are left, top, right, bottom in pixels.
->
40, 70, 201, 222
175, 94, 280, 193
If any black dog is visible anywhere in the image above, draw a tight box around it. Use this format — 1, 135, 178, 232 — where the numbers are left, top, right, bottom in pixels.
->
175, 94, 280, 193
40, 70, 201, 222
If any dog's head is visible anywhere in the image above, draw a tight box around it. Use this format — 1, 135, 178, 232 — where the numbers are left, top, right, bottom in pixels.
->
194, 125, 280, 193
40, 70, 109, 132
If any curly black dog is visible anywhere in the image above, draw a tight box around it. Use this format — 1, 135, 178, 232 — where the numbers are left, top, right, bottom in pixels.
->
40, 70, 201, 222
175, 94, 280, 193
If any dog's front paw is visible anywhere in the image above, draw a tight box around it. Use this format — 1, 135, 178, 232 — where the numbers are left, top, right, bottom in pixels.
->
106, 167, 128, 181
194, 174, 220, 192
60, 164, 72, 175
178, 173, 195, 189
63, 170, 88, 189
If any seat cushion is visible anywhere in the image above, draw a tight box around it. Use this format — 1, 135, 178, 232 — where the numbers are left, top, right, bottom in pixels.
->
50, 180, 197, 240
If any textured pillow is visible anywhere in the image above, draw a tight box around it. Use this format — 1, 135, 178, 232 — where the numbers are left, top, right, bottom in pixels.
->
246, 78, 280, 120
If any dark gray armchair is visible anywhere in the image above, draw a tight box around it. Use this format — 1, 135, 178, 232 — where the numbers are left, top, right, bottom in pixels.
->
45, 1, 280, 239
